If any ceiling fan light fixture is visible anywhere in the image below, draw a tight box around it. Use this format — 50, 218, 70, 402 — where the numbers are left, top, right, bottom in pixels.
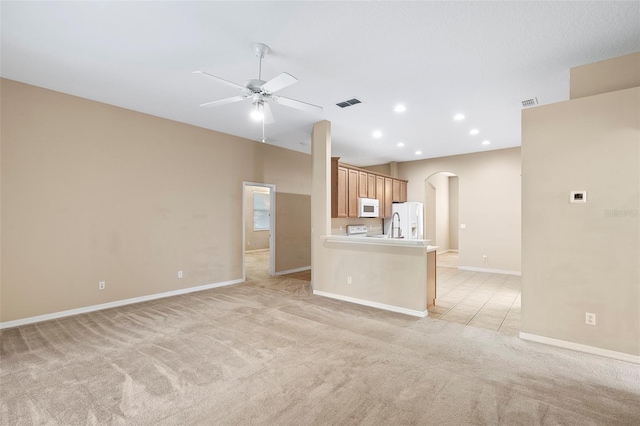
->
250, 102, 264, 121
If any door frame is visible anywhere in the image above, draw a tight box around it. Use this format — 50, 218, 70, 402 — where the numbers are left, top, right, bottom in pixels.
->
242, 181, 276, 279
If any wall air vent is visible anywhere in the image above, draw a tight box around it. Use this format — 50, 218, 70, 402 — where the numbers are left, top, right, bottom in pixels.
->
336, 98, 362, 108
521, 97, 538, 108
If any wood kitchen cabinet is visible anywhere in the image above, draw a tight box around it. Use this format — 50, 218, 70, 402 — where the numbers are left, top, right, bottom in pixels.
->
392, 179, 401, 202
392, 179, 408, 202
331, 157, 408, 219
384, 177, 393, 217
358, 171, 368, 198
348, 169, 359, 217
335, 166, 348, 218
367, 174, 376, 198
376, 175, 385, 217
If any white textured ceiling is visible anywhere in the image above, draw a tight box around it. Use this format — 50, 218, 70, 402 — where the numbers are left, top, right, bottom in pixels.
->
2, 1, 639, 166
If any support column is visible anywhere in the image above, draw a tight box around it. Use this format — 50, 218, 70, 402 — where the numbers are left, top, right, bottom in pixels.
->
311, 121, 331, 289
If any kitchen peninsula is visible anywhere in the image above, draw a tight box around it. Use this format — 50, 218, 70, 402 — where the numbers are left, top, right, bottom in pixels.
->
311, 120, 437, 317
316, 232, 438, 317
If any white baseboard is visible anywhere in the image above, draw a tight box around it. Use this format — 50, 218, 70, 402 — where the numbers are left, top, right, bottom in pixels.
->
313, 290, 427, 318
519, 332, 640, 365
275, 266, 311, 276
0, 278, 244, 330
458, 266, 521, 276
438, 249, 458, 254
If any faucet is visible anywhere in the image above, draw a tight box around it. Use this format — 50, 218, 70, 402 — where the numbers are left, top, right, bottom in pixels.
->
390, 212, 401, 238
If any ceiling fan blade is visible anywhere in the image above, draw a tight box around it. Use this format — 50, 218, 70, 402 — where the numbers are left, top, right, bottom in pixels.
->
263, 102, 275, 124
261, 72, 297, 93
271, 95, 323, 114
193, 70, 247, 92
199, 96, 247, 108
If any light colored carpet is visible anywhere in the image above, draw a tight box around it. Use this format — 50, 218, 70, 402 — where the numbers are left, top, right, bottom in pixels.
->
1, 273, 639, 425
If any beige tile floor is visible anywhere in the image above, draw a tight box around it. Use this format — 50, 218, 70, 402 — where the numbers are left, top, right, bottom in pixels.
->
432, 251, 521, 335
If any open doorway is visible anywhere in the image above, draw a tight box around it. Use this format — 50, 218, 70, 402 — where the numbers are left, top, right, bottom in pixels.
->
243, 182, 276, 281
424, 172, 459, 268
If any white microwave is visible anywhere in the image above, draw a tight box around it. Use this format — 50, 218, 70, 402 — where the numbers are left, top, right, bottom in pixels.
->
358, 197, 379, 218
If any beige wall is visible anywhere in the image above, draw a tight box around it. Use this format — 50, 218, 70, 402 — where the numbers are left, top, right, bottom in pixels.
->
275, 192, 311, 272
426, 173, 450, 252
244, 185, 270, 251
398, 148, 522, 273
0, 79, 311, 322
448, 176, 459, 250
570, 52, 640, 100
361, 163, 391, 176
522, 86, 639, 356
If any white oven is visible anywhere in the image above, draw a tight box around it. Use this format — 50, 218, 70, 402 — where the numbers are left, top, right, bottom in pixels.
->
357, 197, 379, 218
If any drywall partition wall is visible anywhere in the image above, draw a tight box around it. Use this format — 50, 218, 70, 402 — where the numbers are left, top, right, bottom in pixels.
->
449, 176, 459, 250
570, 52, 640, 100
254, 141, 312, 274
244, 185, 270, 251
521, 86, 640, 357
399, 148, 521, 273
0, 79, 311, 323
275, 192, 311, 273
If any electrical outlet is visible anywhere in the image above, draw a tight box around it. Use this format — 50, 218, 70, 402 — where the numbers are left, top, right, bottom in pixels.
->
98, 281, 106, 290
178, 271, 183, 279
347, 276, 352, 284
482, 255, 487, 261
586, 312, 596, 326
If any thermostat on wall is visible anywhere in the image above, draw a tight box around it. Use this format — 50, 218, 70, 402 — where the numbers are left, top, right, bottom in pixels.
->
570, 191, 587, 203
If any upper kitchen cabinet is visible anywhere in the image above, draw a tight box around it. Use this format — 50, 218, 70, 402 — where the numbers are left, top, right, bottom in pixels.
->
367, 174, 376, 198
348, 169, 359, 217
331, 157, 408, 218
384, 177, 393, 217
358, 171, 368, 198
332, 164, 348, 218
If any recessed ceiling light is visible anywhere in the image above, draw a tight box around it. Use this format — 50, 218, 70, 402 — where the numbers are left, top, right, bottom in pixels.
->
415, 151, 422, 155
373, 130, 382, 138
397, 142, 405, 147
394, 104, 406, 113
470, 129, 479, 135
482, 140, 491, 145
454, 114, 465, 121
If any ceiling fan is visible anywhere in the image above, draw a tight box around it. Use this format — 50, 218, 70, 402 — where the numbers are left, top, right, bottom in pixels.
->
193, 43, 323, 126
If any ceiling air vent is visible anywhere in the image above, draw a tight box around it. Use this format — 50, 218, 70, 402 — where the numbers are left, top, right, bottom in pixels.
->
336, 98, 362, 108
521, 97, 538, 108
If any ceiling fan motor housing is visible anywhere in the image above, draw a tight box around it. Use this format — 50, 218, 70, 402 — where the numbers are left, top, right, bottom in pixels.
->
245, 79, 267, 92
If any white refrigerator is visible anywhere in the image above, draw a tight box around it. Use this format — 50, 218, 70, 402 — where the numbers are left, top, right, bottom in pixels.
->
385, 202, 424, 239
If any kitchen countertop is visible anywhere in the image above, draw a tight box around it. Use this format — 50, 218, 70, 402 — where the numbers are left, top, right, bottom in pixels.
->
321, 235, 437, 251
